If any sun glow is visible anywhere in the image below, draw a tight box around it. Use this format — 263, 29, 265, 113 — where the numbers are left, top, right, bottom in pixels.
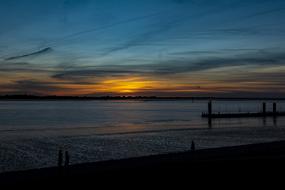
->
100, 77, 156, 94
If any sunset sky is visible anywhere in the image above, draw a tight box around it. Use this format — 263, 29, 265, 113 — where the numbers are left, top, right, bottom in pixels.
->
0, 0, 285, 97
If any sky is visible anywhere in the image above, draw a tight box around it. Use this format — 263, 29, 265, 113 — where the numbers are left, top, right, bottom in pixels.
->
0, 0, 285, 97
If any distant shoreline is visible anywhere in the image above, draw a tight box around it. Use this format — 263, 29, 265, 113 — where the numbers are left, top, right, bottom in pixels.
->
0, 95, 284, 101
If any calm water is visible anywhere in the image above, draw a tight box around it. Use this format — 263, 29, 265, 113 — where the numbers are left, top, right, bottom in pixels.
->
1, 100, 285, 172
0, 100, 285, 133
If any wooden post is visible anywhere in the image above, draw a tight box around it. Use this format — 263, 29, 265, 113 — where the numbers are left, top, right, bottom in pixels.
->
263, 102, 266, 115
273, 102, 277, 115
208, 101, 212, 116
65, 151, 70, 167
191, 141, 196, 152
208, 118, 212, 129
58, 149, 63, 167
208, 101, 213, 128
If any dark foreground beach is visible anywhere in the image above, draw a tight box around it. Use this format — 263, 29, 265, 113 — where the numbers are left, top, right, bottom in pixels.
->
1, 141, 285, 187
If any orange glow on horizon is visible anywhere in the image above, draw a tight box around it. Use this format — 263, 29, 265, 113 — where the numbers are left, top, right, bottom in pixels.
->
98, 77, 158, 94
2, 68, 285, 96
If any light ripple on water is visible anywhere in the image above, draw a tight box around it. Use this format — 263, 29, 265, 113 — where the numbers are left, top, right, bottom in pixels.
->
0, 100, 285, 173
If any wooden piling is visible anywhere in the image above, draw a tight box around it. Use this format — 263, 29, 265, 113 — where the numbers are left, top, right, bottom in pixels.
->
208, 101, 212, 117
263, 102, 266, 115
201, 101, 285, 119
65, 151, 70, 167
273, 102, 277, 115
58, 149, 63, 168
191, 141, 196, 152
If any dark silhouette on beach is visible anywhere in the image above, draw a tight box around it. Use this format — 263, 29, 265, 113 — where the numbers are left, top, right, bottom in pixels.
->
58, 150, 63, 168
2, 141, 285, 187
65, 151, 70, 167
191, 141, 196, 152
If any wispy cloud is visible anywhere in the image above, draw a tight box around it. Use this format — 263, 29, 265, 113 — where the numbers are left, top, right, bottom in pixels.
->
52, 50, 285, 82
1, 0, 285, 96
5, 47, 52, 61
0, 80, 64, 95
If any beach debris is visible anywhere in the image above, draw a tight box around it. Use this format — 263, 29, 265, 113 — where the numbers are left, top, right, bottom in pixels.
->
58, 149, 63, 167
191, 141, 196, 152
65, 151, 70, 167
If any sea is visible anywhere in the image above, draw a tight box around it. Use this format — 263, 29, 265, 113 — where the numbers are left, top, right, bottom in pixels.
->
1, 100, 285, 172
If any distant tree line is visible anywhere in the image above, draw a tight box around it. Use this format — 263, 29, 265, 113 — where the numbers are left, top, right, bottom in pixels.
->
0, 95, 284, 101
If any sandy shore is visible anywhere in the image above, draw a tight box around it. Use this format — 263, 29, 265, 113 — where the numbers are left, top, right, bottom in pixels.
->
1, 125, 285, 174
1, 140, 285, 186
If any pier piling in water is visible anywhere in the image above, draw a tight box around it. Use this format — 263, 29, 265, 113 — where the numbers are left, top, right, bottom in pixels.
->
58, 149, 63, 167
263, 102, 267, 115
202, 101, 285, 118
273, 102, 277, 115
208, 101, 212, 117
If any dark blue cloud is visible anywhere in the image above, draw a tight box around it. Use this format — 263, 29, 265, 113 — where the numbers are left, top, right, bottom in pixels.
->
5, 47, 52, 61
52, 50, 285, 81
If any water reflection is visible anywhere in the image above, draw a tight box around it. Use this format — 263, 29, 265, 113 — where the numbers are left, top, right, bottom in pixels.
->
0, 100, 285, 134
273, 116, 277, 127
208, 118, 212, 129
207, 116, 281, 129
263, 117, 267, 126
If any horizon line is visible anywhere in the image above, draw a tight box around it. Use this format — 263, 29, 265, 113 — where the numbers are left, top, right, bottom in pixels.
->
0, 95, 284, 100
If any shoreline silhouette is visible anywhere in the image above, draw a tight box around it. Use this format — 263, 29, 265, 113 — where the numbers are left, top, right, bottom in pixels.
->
1, 141, 285, 186
0, 95, 284, 101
